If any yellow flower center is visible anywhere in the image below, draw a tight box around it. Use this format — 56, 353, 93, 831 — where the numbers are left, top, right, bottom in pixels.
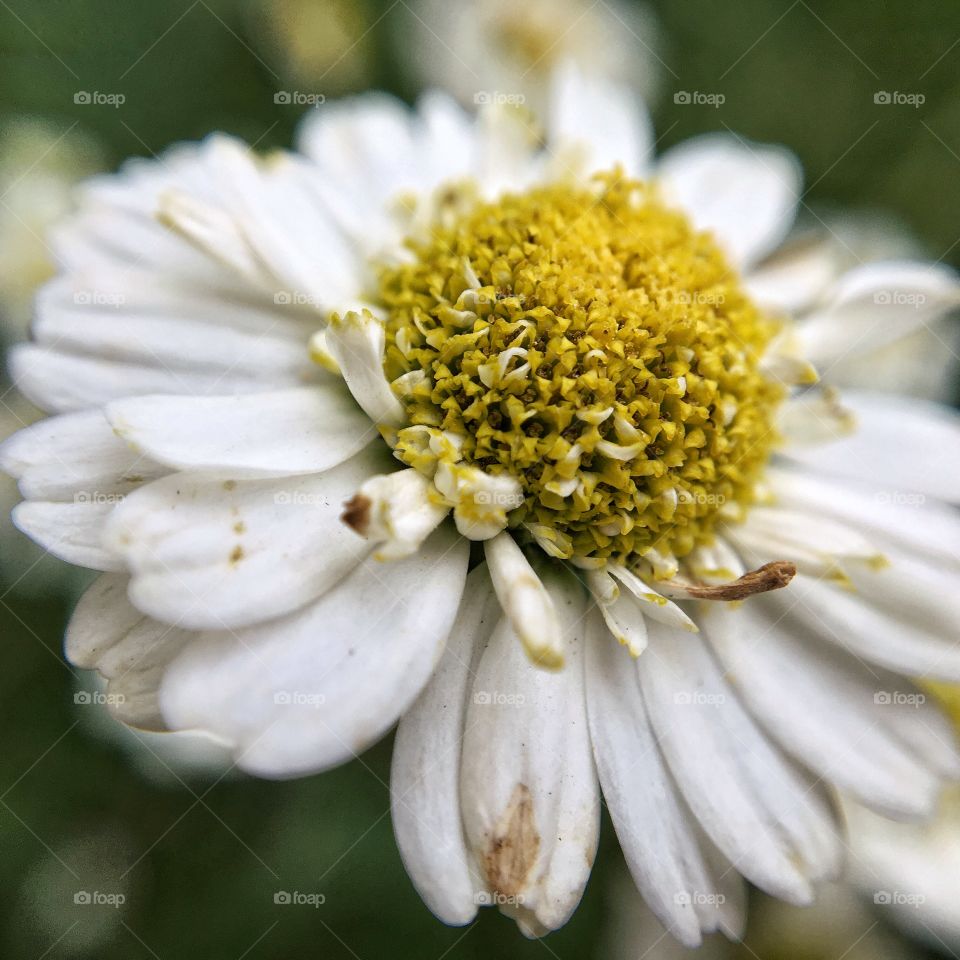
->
375, 171, 784, 567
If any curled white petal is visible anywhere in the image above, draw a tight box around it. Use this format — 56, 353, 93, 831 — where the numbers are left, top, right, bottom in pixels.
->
607, 563, 698, 634
485, 533, 563, 670
434, 462, 523, 541
325, 309, 405, 428
346, 469, 450, 561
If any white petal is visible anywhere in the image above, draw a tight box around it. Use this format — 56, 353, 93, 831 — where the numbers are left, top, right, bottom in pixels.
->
586, 570, 648, 657
32, 304, 308, 382
200, 137, 363, 308
476, 103, 543, 199
657, 134, 802, 269
160, 524, 468, 777
767, 465, 960, 571
548, 63, 653, 177
0, 409, 165, 501
796, 261, 960, 369
107, 386, 375, 478
727, 505, 882, 579
484, 533, 563, 669
66, 574, 194, 729
607, 562, 699, 632
585, 612, 737, 947
779, 563, 960, 681
460, 567, 599, 934
296, 93, 421, 217
744, 231, 838, 313
779, 391, 960, 503
638, 623, 841, 902
702, 598, 959, 818
391, 565, 500, 926
105, 445, 390, 629
9, 344, 292, 414
157, 187, 273, 285
778, 388, 856, 447
13, 500, 122, 570
324, 310, 405, 428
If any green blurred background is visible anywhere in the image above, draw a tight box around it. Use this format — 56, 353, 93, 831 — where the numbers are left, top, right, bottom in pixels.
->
1, 0, 958, 956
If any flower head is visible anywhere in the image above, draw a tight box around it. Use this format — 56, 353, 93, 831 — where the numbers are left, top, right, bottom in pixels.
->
3, 66, 960, 944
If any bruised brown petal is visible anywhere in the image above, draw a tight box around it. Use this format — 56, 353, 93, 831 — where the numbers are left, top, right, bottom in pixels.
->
341, 494, 372, 536
482, 783, 540, 899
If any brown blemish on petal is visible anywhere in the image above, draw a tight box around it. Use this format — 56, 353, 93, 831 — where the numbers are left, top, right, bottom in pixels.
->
233, 521, 246, 535
482, 784, 540, 899
223, 480, 237, 491
229, 544, 245, 565
682, 560, 796, 601
341, 494, 372, 536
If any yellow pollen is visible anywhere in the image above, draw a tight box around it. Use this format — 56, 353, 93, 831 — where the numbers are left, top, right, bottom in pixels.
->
375, 170, 784, 567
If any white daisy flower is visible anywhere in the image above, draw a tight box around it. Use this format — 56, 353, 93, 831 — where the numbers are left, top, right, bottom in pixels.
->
3, 66, 960, 943
400, 0, 663, 115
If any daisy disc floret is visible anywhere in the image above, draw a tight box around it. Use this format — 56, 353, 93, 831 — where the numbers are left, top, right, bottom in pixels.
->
377, 171, 783, 566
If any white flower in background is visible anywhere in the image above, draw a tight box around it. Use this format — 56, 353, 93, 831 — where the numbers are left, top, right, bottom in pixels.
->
3, 66, 960, 942
401, 0, 663, 115
844, 684, 960, 954
602, 871, 915, 960
246, 0, 374, 95
0, 117, 102, 342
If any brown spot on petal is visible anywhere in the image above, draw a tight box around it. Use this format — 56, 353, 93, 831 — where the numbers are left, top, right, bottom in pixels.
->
229, 544, 245, 565
341, 494, 372, 536
233, 521, 246, 535
483, 784, 540, 899
683, 560, 796, 601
